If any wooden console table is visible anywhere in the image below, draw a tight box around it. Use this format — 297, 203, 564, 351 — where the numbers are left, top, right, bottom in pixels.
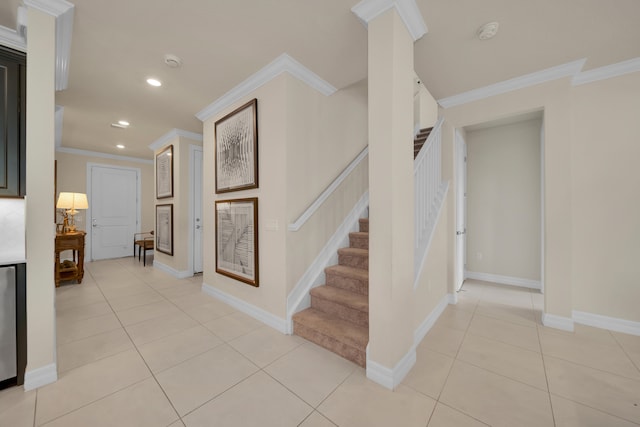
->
55, 231, 86, 287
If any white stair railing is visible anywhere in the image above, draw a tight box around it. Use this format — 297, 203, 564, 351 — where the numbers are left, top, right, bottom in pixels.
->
414, 118, 446, 283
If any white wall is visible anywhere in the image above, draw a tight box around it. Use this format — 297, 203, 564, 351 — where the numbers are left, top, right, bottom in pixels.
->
465, 119, 542, 281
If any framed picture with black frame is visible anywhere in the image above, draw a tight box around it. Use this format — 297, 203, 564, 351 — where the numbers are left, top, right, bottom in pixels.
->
215, 99, 258, 193
156, 145, 173, 199
215, 197, 258, 287
155, 204, 173, 255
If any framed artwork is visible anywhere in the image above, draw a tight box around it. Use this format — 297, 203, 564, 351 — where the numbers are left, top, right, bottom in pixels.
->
215, 98, 258, 193
215, 197, 259, 287
156, 145, 173, 199
155, 204, 173, 255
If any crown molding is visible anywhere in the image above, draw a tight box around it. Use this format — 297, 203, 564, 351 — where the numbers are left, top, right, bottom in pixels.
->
148, 128, 203, 151
0, 26, 26, 52
56, 146, 153, 165
196, 53, 337, 122
438, 59, 587, 109
351, 0, 428, 42
24, 0, 74, 91
572, 57, 640, 86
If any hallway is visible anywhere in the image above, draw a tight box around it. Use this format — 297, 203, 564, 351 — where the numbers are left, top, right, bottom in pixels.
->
1, 258, 639, 426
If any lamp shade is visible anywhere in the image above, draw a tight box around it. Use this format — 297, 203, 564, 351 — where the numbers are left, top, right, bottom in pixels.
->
56, 192, 88, 214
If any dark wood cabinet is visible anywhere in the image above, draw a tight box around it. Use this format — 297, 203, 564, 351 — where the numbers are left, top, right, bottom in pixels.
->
0, 46, 26, 198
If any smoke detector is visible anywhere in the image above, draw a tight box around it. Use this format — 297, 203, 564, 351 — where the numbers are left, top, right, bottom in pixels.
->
476, 22, 499, 40
164, 54, 182, 68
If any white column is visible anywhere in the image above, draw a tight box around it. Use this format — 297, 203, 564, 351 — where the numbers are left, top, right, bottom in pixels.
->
24, 6, 58, 390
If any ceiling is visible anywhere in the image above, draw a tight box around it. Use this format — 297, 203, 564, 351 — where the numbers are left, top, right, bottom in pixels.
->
2, 0, 639, 159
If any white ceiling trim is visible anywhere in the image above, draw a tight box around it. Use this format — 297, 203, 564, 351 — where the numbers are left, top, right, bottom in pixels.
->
437, 59, 587, 109
0, 26, 26, 52
148, 129, 203, 151
24, 0, 74, 91
56, 146, 153, 165
572, 57, 640, 86
351, 0, 428, 42
196, 53, 337, 122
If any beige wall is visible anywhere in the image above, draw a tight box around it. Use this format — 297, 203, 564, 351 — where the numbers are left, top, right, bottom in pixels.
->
285, 77, 368, 293
571, 73, 640, 322
367, 8, 415, 369
465, 119, 542, 281
202, 72, 369, 320
25, 7, 57, 381
203, 75, 289, 319
441, 78, 573, 319
442, 71, 640, 324
153, 136, 202, 273
55, 152, 154, 235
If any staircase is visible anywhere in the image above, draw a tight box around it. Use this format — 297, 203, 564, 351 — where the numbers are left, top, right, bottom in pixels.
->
292, 218, 369, 367
414, 127, 433, 159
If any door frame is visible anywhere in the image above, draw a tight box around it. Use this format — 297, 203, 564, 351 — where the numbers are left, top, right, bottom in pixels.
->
454, 129, 467, 291
188, 144, 204, 275
86, 163, 141, 262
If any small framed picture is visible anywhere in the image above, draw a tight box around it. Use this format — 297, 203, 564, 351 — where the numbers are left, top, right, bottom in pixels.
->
156, 204, 173, 255
215, 99, 258, 193
215, 197, 259, 287
156, 145, 173, 199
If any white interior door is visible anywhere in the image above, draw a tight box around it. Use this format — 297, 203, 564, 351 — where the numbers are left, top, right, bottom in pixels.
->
192, 147, 203, 273
455, 131, 467, 291
90, 165, 139, 260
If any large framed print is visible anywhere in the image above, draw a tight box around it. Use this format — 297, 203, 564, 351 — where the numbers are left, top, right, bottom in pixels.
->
156, 204, 173, 255
215, 198, 259, 287
215, 98, 258, 193
156, 145, 173, 199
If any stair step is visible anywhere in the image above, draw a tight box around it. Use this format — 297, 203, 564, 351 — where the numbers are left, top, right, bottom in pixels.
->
293, 308, 368, 367
349, 232, 369, 249
325, 265, 368, 295
358, 218, 369, 233
311, 285, 368, 327
338, 247, 368, 270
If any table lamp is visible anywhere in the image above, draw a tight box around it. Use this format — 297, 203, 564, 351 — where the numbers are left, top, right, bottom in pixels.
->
56, 192, 89, 232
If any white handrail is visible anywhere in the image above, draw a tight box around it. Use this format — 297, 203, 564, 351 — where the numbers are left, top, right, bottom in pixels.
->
288, 146, 369, 231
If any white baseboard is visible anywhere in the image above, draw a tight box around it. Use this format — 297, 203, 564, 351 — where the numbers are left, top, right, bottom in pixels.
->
542, 312, 574, 332
465, 271, 541, 290
153, 260, 192, 279
573, 310, 640, 336
24, 363, 57, 391
447, 292, 458, 305
366, 347, 416, 391
366, 292, 451, 390
202, 283, 287, 334
414, 294, 450, 346
286, 191, 369, 334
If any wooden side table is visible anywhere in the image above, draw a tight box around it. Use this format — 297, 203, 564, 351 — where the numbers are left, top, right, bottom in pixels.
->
55, 231, 86, 287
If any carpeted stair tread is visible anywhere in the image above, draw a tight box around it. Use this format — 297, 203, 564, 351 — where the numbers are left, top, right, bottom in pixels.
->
293, 308, 368, 366
311, 285, 368, 327
311, 285, 368, 313
338, 247, 368, 270
349, 232, 369, 249
358, 218, 369, 232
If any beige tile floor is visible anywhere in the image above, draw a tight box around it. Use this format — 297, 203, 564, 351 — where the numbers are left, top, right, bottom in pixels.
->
1, 258, 640, 426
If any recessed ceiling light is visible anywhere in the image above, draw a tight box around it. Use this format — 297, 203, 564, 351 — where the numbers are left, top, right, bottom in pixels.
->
116, 144, 125, 149
146, 78, 162, 87
477, 22, 499, 40
164, 54, 182, 68
118, 120, 130, 127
